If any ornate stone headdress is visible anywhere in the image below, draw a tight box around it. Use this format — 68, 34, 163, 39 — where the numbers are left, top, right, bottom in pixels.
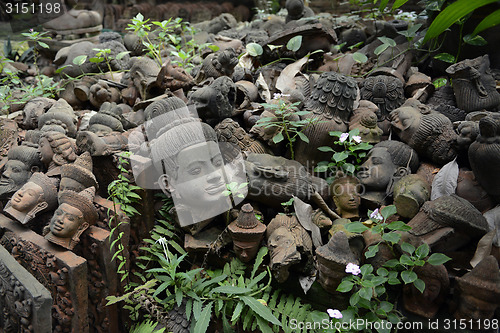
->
228, 204, 266, 242
60, 152, 98, 190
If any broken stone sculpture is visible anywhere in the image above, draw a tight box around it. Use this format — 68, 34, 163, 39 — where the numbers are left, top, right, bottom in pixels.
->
393, 174, 430, 219
215, 118, 270, 159
390, 98, 458, 165
454, 120, 479, 152
21, 97, 55, 130
188, 76, 237, 120
403, 263, 449, 319
37, 99, 77, 138
266, 213, 314, 283
126, 56, 162, 100
446, 55, 500, 112
455, 169, 494, 213
89, 80, 121, 109
42, 8, 102, 34
453, 256, 500, 328
294, 71, 358, 167
407, 194, 489, 252
59, 152, 98, 200
156, 58, 195, 92
316, 231, 358, 294
88, 102, 125, 135
468, 113, 500, 203
348, 100, 383, 143
144, 96, 190, 137
195, 48, 239, 83
38, 131, 77, 177
360, 75, 405, 121
149, 106, 232, 228
0, 143, 43, 200
328, 218, 365, 262
358, 140, 419, 192
228, 203, 266, 263
330, 175, 361, 220
285, 0, 314, 23
404, 71, 434, 102
44, 186, 98, 250
4, 172, 59, 224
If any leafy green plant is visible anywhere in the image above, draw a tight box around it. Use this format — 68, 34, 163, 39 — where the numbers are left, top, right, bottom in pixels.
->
107, 152, 142, 288
315, 129, 373, 182
256, 94, 318, 160
332, 205, 452, 332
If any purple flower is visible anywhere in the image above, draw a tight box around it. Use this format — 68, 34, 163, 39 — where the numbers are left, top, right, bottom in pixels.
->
352, 135, 362, 143
327, 309, 343, 319
339, 133, 349, 143
370, 208, 382, 220
29, 28, 34, 32
345, 263, 361, 276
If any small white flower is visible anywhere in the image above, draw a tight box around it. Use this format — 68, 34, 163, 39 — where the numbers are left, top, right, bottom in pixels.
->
273, 93, 282, 100
370, 208, 382, 221
327, 309, 343, 319
352, 135, 362, 143
339, 133, 349, 143
345, 263, 361, 276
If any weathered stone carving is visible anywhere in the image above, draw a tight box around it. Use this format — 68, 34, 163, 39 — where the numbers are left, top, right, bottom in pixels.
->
285, 0, 314, 23
228, 204, 266, 263
0, 119, 19, 160
44, 187, 98, 251
195, 48, 238, 83
0, 143, 43, 200
348, 100, 383, 144
266, 213, 313, 283
188, 76, 238, 120
446, 55, 500, 112
4, 172, 59, 225
59, 152, 98, 200
215, 118, 270, 158
453, 256, 500, 328
126, 57, 162, 100
38, 132, 77, 177
393, 174, 430, 219
21, 97, 55, 130
390, 98, 458, 165
330, 175, 361, 220
37, 99, 77, 138
360, 75, 405, 121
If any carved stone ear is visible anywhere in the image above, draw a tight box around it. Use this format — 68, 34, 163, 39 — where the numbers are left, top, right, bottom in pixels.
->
73, 222, 90, 243
158, 174, 171, 195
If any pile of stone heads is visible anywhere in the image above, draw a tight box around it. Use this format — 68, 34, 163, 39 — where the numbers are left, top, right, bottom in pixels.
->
1, 0, 500, 323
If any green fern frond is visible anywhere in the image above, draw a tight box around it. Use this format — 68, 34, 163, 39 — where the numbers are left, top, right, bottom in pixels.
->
130, 319, 165, 333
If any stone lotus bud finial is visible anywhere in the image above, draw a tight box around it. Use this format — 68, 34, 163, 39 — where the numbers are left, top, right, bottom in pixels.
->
316, 231, 358, 294
228, 203, 266, 263
44, 186, 98, 250
446, 55, 500, 112
4, 172, 59, 224
59, 152, 98, 197
360, 75, 405, 121
454, 256, 500, 326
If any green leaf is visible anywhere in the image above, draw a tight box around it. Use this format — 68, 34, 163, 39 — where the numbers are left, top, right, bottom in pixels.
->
378, 36, 396, 47
384, 259, 399, 268
378, 0, 389, 12
349, 292, 360, 307
365, 244, 379, 259
286, 35, 303, 52
381, 205, 397, 220
472, 8, 500, 35
314, 165, 329, 172
399, 254, 414, 266
374, 43, 389, 56
343, 163, 355, 174
433, 78, 447, 88
210, 286, 252, 295
89, 57, 104, 63
414, 278, 426, 293
317, 146, 335, 152
360, 264, 373, 276
434, 52, 456, 63
273, 131, 284, 144
427, 253, 451, 266
37, 41, 49, 49
415, 243, 430, 259
240, 296, 281, 326
333, 151, 349, 163
337, 280, 354, 292
463, 34, 487, 46
72, 55, 87, 66
352, 52, 368, 63
423, 0, 499, 43
377, 267, 388, 276
231, 301, 244, 322
401, 242, 416, 255
255, 315, 274, 333
329, 131, 343, 137
175, 288, 183, 307
392, 0, 410, 9
208, 45, 220, 52
382, 232, 401, 244
116, 51, 131, 60
345, 221, 369, 233
297, 131, 309, 143
401, 270, 418, 284
359, 287, 372, 300
251, 247, 268, 279
193, 302, 213, 333
246, 43, 263, 57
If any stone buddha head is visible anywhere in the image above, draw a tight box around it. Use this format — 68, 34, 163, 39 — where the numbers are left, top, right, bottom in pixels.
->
0, 143, 43, 200
150, 107, 232, 226
454, 256, 500, 328
59, 152, 98, 200
37, 99, 77, 137
88, 102, 124, 136
38, 131, 77, 175
393, 174, 430, 219
330, 175, 361, 219
4, 172, 59, 224
316, 231, 359, 294
403, 263, 449, 318
228, 203, 266, 263
358, 140, 419, 192
44, 187, 98, 250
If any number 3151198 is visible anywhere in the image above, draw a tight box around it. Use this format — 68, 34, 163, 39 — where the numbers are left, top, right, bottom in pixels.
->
6, 2, 61, 14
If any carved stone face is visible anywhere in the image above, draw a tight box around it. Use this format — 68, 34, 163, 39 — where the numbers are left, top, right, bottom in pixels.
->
403, 275, 442, 318
233, 240, 260, 263
167, 141, 231, 222
390, 106, 422, 142
38, 137, 54, 166
0, 160, 32, 197
58, 178, 85, 200
267, 227, 300, 282
455, 293, 497, 323
22, 104, 44, 130
332, 183, 360, 219
49, 203, 85, 238
317, 260, 345, 294
10, 182, 43, 212
358, 147, 395, 190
